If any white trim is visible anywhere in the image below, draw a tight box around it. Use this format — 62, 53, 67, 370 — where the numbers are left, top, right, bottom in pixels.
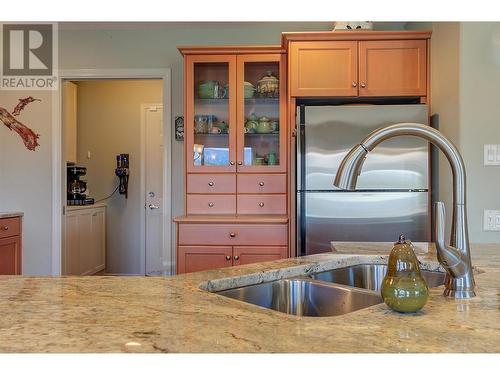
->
52, 68, 172, 276
139, 105, 147, 276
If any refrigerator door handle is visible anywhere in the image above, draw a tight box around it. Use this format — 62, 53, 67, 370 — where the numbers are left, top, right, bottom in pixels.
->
297, 105, 305, 191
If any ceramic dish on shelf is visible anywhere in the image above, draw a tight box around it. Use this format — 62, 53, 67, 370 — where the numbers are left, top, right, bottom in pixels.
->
244, 81, 256, 99
256, 71, 279, 98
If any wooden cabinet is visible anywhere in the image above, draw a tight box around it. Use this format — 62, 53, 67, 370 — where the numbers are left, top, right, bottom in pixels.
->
177, 45, 290, 273
175, 218, 288, 274
177, 246, 232, 273
233, 246, 287, 266
0, 216, 22, 275
182, 48, 287, 175
287, 31, 430, 98
63, 81, 78, 163
177, 245, 288, 273
358, 40, 427, 97
290, 41, 358, 97
64, 205, 106, 275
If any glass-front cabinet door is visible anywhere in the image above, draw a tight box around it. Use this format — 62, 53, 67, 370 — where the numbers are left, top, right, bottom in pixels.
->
185, 55, 237, 173
236, 54, 286, 173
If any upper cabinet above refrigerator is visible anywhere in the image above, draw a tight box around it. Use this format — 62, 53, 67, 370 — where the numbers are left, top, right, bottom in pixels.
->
285, 31, 431, 99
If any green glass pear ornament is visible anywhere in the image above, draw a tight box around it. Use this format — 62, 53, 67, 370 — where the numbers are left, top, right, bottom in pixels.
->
381, 234, 429, 313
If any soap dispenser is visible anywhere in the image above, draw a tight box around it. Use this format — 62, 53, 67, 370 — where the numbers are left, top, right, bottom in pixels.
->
381, 234, 429, 313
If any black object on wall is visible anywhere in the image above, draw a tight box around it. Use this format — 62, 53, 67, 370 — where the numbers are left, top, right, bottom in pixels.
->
115, 153, 130, 199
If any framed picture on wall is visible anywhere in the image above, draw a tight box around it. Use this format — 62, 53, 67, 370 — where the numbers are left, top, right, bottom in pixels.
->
175, 116, 184, 141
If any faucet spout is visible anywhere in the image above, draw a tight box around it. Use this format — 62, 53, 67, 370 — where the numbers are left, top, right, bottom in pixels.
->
334, 123, 476, 298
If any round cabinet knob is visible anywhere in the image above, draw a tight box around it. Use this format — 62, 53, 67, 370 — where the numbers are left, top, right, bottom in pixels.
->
258, 202, 265, 207
361, 83, 367, 88
233, 255, 240, 261
225, 255, 231, 261
208, 202, 214, 208
2, 226, 8, 231
229, 161, 235, 166
352, 81, 357, 88
259, 181, 265, 187
229, 232, 236, 238
237, 161, 243, 166
208, 181, 214, 187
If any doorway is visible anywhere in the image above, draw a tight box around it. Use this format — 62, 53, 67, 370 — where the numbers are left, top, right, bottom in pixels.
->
57, 71, 172, 276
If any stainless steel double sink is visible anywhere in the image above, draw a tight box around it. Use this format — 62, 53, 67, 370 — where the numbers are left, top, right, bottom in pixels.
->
216, 264, 445, 317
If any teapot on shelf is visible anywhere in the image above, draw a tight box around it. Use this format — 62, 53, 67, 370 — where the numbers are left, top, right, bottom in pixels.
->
256, 71, 279, 98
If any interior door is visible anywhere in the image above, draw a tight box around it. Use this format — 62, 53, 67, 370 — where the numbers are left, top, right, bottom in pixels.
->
144, 105, 166, 275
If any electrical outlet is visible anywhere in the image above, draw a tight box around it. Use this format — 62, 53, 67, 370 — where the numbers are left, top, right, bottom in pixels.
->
483, 210, 500, 231
484, 145, 500, 166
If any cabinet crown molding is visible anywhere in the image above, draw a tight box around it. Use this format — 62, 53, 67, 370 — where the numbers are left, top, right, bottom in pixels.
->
178, 45, 285, 55
281, 30, 432, 48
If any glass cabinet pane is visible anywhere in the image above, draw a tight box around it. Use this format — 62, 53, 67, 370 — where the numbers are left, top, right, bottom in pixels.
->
193, 62, 230, 167
242, 62, 280, 167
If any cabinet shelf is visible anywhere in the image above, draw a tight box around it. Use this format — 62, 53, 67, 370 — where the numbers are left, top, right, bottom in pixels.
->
195, 98, 279, 105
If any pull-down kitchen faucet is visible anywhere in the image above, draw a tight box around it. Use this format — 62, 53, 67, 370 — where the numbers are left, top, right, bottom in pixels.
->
333, 123, 476, 299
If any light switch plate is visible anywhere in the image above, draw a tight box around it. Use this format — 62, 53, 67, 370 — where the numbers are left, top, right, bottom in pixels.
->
484, 145, 500, 166
484, 210, 500, 231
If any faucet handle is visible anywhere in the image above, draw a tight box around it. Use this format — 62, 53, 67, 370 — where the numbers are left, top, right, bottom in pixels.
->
434, 201, 446, 248
434, 201, 466, 276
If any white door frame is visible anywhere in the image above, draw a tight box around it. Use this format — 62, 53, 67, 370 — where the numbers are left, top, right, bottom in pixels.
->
52, 68, 172, 276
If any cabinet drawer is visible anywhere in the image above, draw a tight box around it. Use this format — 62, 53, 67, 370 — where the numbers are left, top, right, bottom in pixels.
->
187, 174, 236, 194
187, 195, 236, 215
178, 224, 288, 246
237, 195, 287, 215
237, 174, 286, 194
0, 217, 21, 239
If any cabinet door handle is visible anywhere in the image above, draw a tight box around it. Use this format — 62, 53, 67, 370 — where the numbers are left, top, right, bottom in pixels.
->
233, 255, 240, 261
225, 255, 231, 261
259, 181, 265, 187
361, 83, 366, 88
229, 232, 236, 238
208, 181, 214, 187
229, 161, 235, 166
208, 202, 214, 208
237, 161, 243, 166
2, 226, 8, 231
352, 81, 357, 88
258, 202, 265, 207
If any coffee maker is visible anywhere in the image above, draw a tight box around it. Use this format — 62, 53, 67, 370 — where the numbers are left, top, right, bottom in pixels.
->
67, 165, 94, 206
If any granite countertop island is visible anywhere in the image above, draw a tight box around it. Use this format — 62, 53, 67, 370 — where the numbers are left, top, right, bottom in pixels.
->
0, 243, 499, 353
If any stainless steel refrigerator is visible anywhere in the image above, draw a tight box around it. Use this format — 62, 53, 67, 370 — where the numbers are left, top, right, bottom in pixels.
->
297, 104, 431, 255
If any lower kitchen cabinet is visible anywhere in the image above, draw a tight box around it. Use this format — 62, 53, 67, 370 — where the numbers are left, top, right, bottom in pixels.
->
174, 216, 289, 274
0, 216, 22, 275
233, 246, 287, 266
177, 245, 287, 274
0, 236, 21, 275
177, 246, 233, 273
64, 205, 106, 275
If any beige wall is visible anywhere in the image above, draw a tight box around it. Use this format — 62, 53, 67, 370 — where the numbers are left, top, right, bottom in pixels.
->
75, 79, 162, 274
409, 22, 500, 244
0, 90, 53, 275
459, 23, 500, 242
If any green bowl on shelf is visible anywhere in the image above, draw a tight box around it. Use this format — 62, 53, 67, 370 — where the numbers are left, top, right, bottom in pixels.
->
197, 80, 217, 99
244, 81, 256, 99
